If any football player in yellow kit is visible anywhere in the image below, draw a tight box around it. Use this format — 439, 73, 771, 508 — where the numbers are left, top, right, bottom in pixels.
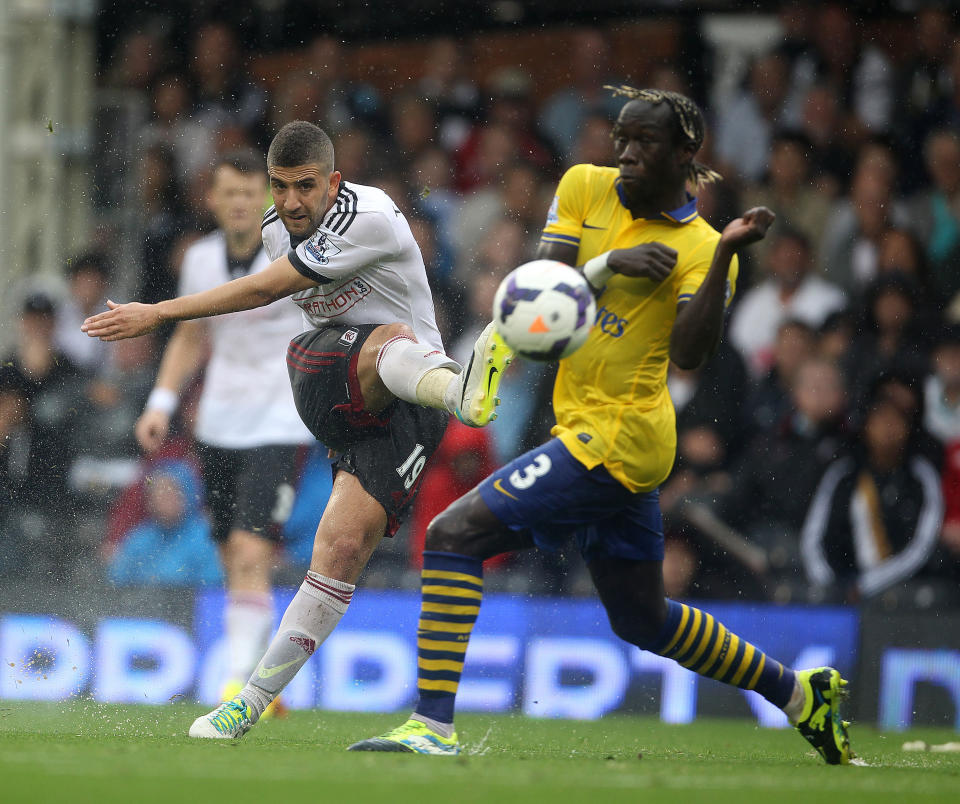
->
350, 88, 852, 764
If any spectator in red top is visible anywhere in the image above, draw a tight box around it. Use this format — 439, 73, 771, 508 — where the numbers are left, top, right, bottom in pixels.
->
408, 420, 498, 569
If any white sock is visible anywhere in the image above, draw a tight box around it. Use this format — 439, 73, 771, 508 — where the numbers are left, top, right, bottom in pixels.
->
376, 335, 460, 408
224, 591, 275, 682
782, 678, 805, 724
410, 712, 454, 738
238, 571, 354, 720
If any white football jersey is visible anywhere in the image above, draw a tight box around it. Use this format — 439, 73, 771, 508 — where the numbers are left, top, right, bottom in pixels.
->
178, 232, 313, 448
261, 180, 444, 352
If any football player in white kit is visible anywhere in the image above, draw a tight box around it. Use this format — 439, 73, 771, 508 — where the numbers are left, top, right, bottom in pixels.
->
83, 121, 513, 739
135, 150, 315, 711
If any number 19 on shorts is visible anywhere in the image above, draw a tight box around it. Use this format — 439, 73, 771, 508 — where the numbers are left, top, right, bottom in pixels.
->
397, 443, 426, 490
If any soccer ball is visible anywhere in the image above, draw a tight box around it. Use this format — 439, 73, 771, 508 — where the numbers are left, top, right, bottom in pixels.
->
492, 260, 596, 361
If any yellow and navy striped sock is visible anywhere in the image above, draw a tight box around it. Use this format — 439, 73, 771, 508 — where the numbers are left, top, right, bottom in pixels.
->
648, 600, 795, 708
412, 551, 483, 724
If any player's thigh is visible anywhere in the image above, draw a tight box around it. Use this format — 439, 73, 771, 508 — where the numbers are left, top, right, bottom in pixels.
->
232, 444, 303, 541
288, 323, 390, 451
426, 487, 535, 559
335, 401, 448, 539
475, 438, 637, 549
355, 322, 417, 412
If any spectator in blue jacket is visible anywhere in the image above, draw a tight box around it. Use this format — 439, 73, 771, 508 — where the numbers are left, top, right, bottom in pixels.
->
108, 460, 223, 587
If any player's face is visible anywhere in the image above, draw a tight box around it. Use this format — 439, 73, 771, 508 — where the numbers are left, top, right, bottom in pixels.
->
208, 166, 267, 237
612, 102, 690, 195
269, 164, 341, 238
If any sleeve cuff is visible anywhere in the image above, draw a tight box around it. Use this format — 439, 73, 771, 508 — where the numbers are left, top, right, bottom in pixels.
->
287, 248, 333, 283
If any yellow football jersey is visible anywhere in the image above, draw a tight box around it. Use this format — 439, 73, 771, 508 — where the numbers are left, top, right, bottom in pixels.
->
541, 163, 738, 493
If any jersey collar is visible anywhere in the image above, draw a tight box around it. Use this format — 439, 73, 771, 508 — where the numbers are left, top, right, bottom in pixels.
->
615, 179, 699, 224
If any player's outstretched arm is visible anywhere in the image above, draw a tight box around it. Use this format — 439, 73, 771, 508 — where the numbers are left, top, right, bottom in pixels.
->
81, 255, 316, 342
670, 206, 774, 370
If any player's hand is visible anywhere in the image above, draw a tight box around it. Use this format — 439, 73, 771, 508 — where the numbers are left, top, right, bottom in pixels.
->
81, 300, 162, 341
610, 242, 678, 282
135, 408, 170, 454
719, 207, 776, 249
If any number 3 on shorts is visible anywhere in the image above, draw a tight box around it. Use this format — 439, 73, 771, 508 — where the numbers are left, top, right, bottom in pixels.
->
509, 454, 552, 490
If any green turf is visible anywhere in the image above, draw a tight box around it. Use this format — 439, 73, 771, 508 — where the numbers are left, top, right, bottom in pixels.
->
1, 702, 958, 804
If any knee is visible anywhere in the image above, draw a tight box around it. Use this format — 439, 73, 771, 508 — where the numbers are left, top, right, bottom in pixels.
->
225, 533, 271, 576
369, 323, 415, 356
424, 507, 467, 554
606, 597, 668, 648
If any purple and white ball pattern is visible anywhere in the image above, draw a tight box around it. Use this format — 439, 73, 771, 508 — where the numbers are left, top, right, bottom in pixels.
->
493, 260, 596, 361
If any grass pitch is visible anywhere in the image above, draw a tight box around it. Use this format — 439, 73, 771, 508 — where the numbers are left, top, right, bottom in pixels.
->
1, 702, 958, 803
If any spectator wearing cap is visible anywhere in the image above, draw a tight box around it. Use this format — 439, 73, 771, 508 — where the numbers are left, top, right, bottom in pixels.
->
54, 252, 112, 373
729, 227, 847, 378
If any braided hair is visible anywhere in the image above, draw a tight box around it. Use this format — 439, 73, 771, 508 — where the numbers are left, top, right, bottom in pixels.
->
605, 85, 722, 187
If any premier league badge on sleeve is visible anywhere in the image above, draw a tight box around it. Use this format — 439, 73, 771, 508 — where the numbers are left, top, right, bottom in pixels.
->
545, 195, 559, 226
305, 230, 342, 266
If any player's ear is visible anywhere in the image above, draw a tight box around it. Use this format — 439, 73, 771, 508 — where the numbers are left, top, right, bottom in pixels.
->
327, 170, 342, 203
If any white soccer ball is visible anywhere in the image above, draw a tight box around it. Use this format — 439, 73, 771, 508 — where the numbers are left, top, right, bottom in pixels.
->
492, 260, 596, 361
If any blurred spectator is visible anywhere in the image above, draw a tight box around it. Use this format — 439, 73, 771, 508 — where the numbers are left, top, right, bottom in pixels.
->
416, 37, 481, 151
844, 273, 930, 404
820, 149, 910, 294
938, 441, 960, 571
786, 4, 894, 135
923, 325, 960, 445
799, 83, 855, 195
569, 114, 615, 168
454, 69, 554, 191
911, 129, 960, 306
104, 30, 165, 92
723, 356, 848, 535
389, 92, 438, 163
715, 51, 792, 182
139, 72, 215, 183
730, 228, 846, 378
896, 6, 958, 172
107, 459, 223, 587
188, 21, 268, 145
304, 34, 382, 135
455, 161, 549, 264
334, 125, 384, 185
539, 28, 624, 161
801, 396, 943, 602
0, 293, 88, 509
741, 131, 830, 267
138, 144, 192, 311
876, 227, 930, 293
818, 309, 856, 364
54, 252, 112, 373
661, 341, 750, 519
745, 319, 817, 435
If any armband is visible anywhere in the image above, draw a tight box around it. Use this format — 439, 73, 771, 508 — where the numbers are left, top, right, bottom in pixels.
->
583, 251, 615, 290
145, 388, 178, 416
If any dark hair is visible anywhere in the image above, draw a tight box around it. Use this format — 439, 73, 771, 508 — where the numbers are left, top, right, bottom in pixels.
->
605, 85, 720, 186
267, 121, 335, 171
65, 251, 110, 278
215, 148, 266, 175
773, 225, 812, 252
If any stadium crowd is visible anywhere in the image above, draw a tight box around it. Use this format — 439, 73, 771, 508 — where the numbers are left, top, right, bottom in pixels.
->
2, 2, 960, 609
